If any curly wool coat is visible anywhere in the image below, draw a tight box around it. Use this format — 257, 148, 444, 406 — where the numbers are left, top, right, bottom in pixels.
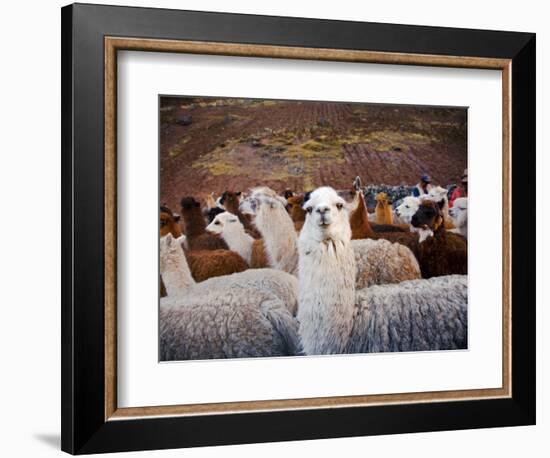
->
347, 275, 468, 353
160, 287, 301, 360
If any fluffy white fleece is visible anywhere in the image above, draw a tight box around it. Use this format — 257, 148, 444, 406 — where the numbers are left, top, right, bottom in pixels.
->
297, 187, 467, 355
240, 187, 299, 275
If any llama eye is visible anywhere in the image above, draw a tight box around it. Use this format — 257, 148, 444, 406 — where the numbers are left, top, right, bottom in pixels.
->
215, 221, 221, 225
306, 207, 313, 214
336, 203, 343, 210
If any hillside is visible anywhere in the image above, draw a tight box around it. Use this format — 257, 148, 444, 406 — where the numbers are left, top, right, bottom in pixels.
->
160, 97, 467, 210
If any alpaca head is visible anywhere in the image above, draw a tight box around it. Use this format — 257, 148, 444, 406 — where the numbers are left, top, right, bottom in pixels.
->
160, 205, 182, 238
286, 195, 305, 221
205, 192, 217, 209
411, 200, 445, 241
427, 186, 449, 211
205, 211, 243, 235
180, 196, 201, 212
219, 191, 242, 212
301, 187, 351, 243
239, 187, 287, 217
449, 197, 468, 228
375, 192, 390, 208
335, 176, 362, 207
394, 196, 420, 224
282, 189, 294, 199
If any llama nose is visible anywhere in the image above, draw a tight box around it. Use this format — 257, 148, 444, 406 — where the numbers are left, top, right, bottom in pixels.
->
316, 206, 330, 215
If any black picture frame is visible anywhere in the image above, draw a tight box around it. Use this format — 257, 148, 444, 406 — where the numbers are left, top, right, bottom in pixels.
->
61, 3, 536, 454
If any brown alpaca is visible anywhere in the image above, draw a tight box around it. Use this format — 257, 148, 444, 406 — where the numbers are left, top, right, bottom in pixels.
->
349, 191, 376, 239
220, 191, 262, 238
286, 195, 306, 231
180, 197, 228, 250
160, 207, 248, 291
348, 189, 407, 238
375, 192, 394, 225
186, 249, 248, 282
345, 190, 465, 278
410, 200, 467, 278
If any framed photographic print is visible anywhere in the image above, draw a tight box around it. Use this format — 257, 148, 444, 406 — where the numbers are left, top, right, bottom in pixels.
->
61, 3, 536, 454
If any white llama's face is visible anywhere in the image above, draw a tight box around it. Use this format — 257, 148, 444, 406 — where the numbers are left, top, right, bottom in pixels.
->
303, 187, 350, 241
395, 196, 420, 223
205, 212, 242, 234
428, 186, 448, 205
239, 187, 286, 216
449, 197, 468, 227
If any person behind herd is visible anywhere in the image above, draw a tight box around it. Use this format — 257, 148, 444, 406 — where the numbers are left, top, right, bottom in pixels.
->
449, 169, 468, 208
412, 174, 433, 197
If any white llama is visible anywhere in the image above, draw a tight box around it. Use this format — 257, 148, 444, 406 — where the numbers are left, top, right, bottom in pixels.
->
206, 212, 254, 264
394, 196, 421, 224
297, 187, 468, 355
449, 197, 468, 238
240, 187, 299, 275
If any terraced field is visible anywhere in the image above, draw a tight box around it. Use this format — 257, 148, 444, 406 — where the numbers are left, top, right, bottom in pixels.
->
160, 97, 467, 210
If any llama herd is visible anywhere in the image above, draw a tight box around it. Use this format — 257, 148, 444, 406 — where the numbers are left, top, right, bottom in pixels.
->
159, 177, 468, 360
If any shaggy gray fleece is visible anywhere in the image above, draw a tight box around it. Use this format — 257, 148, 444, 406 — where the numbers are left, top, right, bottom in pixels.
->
348, 275, 468, 353
160, 286, 302, 361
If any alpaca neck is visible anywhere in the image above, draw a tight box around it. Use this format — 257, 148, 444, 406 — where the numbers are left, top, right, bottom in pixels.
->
297, 233, 356, 355
350, 192, 374, 238
183, 208, 206, 238
160, 244, 195, 296
222, 226, 254, 265
376, 203, 392, 224
255, 205, 298, 275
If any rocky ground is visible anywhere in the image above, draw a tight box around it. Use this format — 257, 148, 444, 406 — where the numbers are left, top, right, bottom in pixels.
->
160, 97, 467, 210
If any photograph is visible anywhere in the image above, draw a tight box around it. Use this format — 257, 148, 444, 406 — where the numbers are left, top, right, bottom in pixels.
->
158, 96, 469, 361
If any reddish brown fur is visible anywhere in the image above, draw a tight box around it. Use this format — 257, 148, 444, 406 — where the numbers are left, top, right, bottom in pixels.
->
410, 200, 467, 278
180, 197, 228, 250
347, 195, 465, 278
349, 192, 376, 239
221, 191, 262, 238
185, 249, 248, 282
287, 195, 306, 231
250, 239, 269, 268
